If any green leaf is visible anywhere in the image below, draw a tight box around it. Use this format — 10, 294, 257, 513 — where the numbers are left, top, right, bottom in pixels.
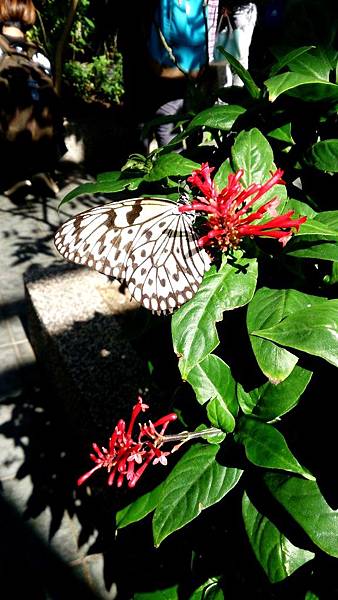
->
236, 417, 314, 479
134, 587, 178, 600
265, 72, 338, 102
315, 211, 338, 231
269, 46, 315, 77
116, 483, 163, 529
187, 104, 246, 132
186, 355, 235, 407
293, 219, 338, 237
196, 423, 226, 445
186, 355, 237, 432
287, 46, 337, 81
242, 492, 315, 583
172, 257, 258, 378
59, 177, 143, 205
305, 592, 319, 600
247, 288, 325, 383
324, 262, 338, 285
237, 366, 312, 421
189, 578, 223, 600
264, 473, 338, 558
216, 49, 261, 99
308, 139, 338, 172
168, 105, 246, 146
144, 153, 199, 182
231, 128, 273, 184
152, 444, 243, 545
207, 397, 236, 433
284, 237, 338, 261
252, 299, 338, 368
96, 171, 123, 184
282, 198, 317, 219
231, 129, 287, 205
267, 122, 294, 144
214, 159, 233, 191
284, 214, 338, 261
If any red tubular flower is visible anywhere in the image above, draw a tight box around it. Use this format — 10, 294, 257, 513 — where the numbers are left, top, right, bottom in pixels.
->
77, 397, 177, 489
180, 163, 306, 251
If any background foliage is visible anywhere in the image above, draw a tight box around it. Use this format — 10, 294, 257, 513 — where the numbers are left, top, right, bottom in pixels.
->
33, 0, 124, 104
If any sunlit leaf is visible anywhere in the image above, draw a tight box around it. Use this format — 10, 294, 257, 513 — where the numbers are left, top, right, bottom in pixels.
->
265, 473, 338, 557
172, 256, 257, 378
116, 483, 163, 529
153, 444, 242, 545
242, 492, 315, 582
236, 417, 314, 479
252, 299, 338, 368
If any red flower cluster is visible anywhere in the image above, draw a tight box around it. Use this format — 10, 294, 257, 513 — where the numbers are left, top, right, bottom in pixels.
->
180, 163, 306, 251
77, 398, 177, 489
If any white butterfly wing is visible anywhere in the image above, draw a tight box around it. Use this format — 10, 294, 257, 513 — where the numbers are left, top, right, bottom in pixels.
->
54, 198, 210, 313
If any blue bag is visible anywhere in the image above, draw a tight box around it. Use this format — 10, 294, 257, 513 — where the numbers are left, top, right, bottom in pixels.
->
148, 0, 209, 77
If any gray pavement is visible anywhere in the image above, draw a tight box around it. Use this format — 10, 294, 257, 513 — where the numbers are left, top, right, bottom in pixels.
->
0, 159, 119, 599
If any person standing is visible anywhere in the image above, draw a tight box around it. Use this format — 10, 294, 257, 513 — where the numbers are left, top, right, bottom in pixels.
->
117, 0, 221, 151
0, 0, 65, 199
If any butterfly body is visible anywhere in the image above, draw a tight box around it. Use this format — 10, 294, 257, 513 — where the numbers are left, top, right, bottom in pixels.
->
54, 197, 210, 314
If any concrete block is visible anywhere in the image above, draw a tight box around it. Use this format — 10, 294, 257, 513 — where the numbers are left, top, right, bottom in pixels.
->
24, 262, 149, 442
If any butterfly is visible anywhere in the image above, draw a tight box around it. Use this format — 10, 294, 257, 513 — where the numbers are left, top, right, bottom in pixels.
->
54, 197, 210, 314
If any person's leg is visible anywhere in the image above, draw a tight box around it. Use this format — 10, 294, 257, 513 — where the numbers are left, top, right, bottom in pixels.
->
154, 98, 185, 147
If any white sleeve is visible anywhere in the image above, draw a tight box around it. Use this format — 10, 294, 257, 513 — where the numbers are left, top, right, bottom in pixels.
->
32, 52, 52, 75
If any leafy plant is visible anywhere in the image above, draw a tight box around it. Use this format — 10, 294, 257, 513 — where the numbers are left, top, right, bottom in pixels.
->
60, 6, 338, 598
33, 0, 124, 104
63, 50, 124, 104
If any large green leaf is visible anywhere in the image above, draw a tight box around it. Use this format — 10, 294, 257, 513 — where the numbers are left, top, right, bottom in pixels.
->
247, 288, 325, 382
186, 354, 237, 432
242, 492, 315, 583
187, 104, 246, 132
144, 153, 199, 182
284, 237, 338, 261
172, 257, 258, 378
231, 128, 273, 184
116, 483, 163, 529
284, 214, 338, 260
152, 444, 243, 545
252, 299, 338, 368
287, 46, 335, 80
237, 366, 312, 421
59, 176, 143, 205
168, 105, 246, 146
292, 219, 338, 237
264, 473, 338, 558
308, 139, 338, 173
265, 73, 338, 102
315, 211, 338, 230
231, 129, 286, 205
236, 417, 314, 480
269, 46, 314, 77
